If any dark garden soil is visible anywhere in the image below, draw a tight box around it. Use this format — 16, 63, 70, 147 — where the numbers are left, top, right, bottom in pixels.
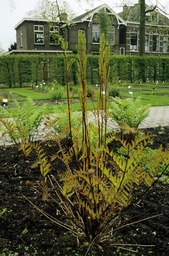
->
0, 126, 169, 256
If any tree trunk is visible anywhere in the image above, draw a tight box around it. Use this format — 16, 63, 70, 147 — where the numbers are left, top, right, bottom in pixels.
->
139, 0, 145, 56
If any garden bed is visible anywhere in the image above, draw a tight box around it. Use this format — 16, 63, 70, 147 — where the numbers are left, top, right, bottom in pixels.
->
0, 126, 169, 255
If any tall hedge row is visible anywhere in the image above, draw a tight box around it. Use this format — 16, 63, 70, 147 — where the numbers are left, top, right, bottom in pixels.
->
0, 54, 169, 87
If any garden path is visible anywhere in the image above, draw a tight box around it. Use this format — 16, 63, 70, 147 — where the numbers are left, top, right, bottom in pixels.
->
138, 106, 169, 128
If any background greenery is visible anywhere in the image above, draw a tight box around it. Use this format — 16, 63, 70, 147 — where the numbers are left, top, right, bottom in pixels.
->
1, 54, 169, 88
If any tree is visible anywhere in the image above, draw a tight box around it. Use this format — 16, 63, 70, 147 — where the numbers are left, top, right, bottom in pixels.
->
139, 0, 146, 56
8, 42, 17, 52
26, 0, 75, 21
99, 9, 114, 45
139, 0, 157, 56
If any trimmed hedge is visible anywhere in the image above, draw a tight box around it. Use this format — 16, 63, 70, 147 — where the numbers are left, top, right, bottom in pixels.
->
0, 54, 169, 87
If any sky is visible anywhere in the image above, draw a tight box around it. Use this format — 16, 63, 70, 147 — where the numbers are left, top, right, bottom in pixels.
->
0, 0, 169, 52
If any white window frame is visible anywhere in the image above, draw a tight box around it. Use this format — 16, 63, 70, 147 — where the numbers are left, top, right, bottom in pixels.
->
92, 24, 100, 44
130, 33, 138, 51
145, 34, 150, 52
50, 26, 59, 45
163, 36, 169, 53
152, 34, 159, 52
34, 25, 44, 45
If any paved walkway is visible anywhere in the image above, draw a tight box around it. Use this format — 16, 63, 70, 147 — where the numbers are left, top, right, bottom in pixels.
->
1, 106, 169, 146
138, 106, 169, 128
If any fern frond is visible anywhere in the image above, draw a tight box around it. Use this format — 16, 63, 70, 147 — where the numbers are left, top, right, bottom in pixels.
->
31, 143, 51, 176
110, 97, 150, 129
1, 118, 20, 145
18, 142, 33, 156
0, 98, 45, 148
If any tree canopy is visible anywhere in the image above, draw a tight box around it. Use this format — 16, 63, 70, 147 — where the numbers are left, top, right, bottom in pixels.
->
26, 0, 75, 21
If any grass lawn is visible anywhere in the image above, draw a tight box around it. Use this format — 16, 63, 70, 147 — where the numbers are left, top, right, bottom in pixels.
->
117, 82, 169, 106
2, 88, 54, 101
1, 82, 169, 115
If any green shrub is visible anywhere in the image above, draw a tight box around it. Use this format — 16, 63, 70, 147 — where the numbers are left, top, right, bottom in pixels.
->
108, 87, 120, 97
51, 90, 63, 100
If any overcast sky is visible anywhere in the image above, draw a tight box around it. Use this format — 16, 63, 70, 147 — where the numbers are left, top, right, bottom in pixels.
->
0, 0, 169, 52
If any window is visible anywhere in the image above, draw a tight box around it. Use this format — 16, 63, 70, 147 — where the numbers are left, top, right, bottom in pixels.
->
92, 25, 115, 44
20, 28, 23, 48
50, 26, 59, 45
145, 35, 149, 52
106, 26, 115, 45
130, 33, 138, 51
145, 12, 151, 22
34, 25, 44, 44
163, 36, 169, 53
153, 35, 159, 52
120, 47, 125, 55
92, 25, 100, 43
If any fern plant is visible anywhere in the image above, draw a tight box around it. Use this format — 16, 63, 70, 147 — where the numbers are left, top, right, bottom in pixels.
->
0, 98, 46, 152
27, 129, 169, 255
24, 33, 169, 255
110, 97, 150, 129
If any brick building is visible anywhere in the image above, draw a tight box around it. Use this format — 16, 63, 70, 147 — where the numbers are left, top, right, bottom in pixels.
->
12, 3, 169, 55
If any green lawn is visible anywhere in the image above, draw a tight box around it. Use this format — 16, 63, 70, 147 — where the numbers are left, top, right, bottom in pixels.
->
116, 82, 169, 106
1, 82, 169, 115
2, 88, 53, 101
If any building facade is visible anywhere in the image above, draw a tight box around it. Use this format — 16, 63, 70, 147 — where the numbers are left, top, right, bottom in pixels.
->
13, 3, 169, 55
14, 18, 66, 53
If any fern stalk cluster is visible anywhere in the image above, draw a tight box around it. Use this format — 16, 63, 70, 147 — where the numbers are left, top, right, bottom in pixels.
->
28, 33, 169, 255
